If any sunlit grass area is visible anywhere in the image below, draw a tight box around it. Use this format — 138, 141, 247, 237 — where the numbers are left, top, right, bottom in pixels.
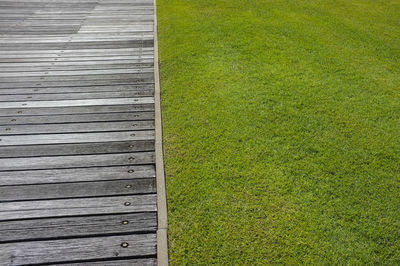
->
158, 0, 400, 264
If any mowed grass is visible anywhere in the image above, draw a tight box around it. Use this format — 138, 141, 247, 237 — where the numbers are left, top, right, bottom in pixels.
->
157, 0, 400, 264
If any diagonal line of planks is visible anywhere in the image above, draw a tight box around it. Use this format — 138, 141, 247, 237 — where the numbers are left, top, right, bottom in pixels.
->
0, 0, 166, 265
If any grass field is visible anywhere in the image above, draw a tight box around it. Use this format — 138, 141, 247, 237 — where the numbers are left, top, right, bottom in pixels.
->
157, 0, 400, 264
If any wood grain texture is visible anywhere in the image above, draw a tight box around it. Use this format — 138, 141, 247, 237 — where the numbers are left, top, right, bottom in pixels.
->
0, 151, 155, 171
0, 140, 155, 158
0, 78, 154, 89
0, 234, 156, 265
0, 0, 161, 263
0, 120, 154, 135
48, 258, 157, 266
0, 178, 156, 202
0, 212, 157, 242
0, 194, 157, 220
0, 104, 155, 116
0, 112, 154, 125
0, 130, 154, 146
0, 84, 154, 95
0, 97, 154, 108
0, 165, 155, 186
0, 91, 154, 101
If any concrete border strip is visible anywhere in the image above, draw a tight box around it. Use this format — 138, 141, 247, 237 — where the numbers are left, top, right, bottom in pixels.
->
153, 0, 169, 265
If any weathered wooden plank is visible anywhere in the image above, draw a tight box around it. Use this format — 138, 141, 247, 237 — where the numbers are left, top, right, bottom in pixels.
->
0, 212, 157, 243
0, 140, 154, 158
0, 14, 153, 19
0, 194, 157, 220
0, 112, 154, 125
0, 40, 154, 51
0, 63, 154, 73
0, 56, 153, 64
0, 234, 156, 265
0, 78, 154, 88
0, 97, 154, 108
50, 258, 157, 266
0, 179, 156, 202
0, 45, 154, 52
0, 47, 153, 55
15, 34, 156, 41
0, 51, 153, 59
0, 151, 154, 171
0, 165, 155, 185
0, 104, 154, 116
3, 32, 154, 40
0, 2, 151, 7
0, 32, 153, 41
0, 130, 154, 146
0, 91, 154, 101
0, 12, 153, 16
0, 84, 154, 94
0, 73, 154, 83
0, 59, 154, 68
0, 120, 154, 135
0, 69, 153, 79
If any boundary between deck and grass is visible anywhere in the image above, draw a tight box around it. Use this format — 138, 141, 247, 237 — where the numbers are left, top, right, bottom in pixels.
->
154, 0, 169, 265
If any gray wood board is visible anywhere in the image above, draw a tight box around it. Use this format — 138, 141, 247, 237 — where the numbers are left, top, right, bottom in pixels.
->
0, 78, 154, 88
0, 234, 156, 265
0, 51, 153, 58
0, 194, 157, 220
0, 41, 154, 51
0, 91, 154, 101
0, 151, 155, 171
0, 57, 154, 64
0, 84, 154, 94
0, 140, 155, 158
0, 130, 154, 146
0, 120, 154, 135
0, 97, 154, 108
0, 104, 154, 116
0, 212, 157, 243
46, 258, 157, 266
0, 165, 155, 186
0, 63, 154, 73
0, 72, 154, 82
0, 112, 154, 125
0, 179, 156, 202
0, 47, 154, 55
0, 59, 154, 67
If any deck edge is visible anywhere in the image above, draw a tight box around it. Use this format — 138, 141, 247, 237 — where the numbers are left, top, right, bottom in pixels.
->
153, 0, 169, 265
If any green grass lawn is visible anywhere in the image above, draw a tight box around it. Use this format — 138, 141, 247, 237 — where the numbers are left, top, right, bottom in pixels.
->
157, 0, 400, 264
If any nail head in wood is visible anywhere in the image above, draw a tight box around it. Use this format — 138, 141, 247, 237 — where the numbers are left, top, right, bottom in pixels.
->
121, 242, 129, 248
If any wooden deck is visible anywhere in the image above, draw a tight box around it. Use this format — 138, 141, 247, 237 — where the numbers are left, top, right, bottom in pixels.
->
0, 0, 166, 265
